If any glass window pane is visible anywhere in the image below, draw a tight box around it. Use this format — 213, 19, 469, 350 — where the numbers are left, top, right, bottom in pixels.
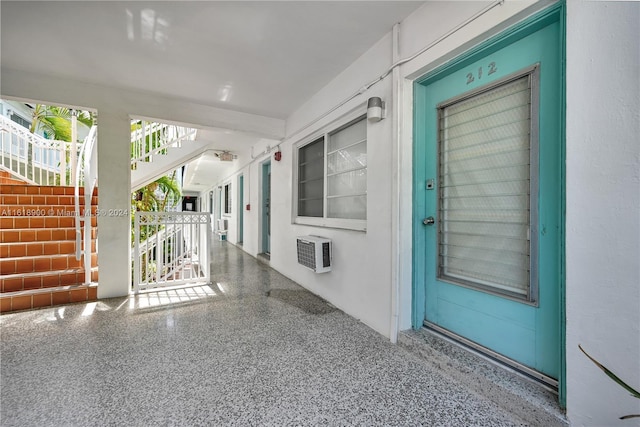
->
297, 116, 367, 222
224, 183, 231, 214
328, 169, 366, 197
438, 75, 534, 298
327, 141, 366, 175
299, 178, 323, 200
328, 117, 366, 152
326, 117, 367, 220
299, 199, 323, 217
298, 138, 324, 217
328, 195, 366, 220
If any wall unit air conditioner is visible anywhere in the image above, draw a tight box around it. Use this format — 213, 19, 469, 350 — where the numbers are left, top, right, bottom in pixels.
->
296, 236, 332, 273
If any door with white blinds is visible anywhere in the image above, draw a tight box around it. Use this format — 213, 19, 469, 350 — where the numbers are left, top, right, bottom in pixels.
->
438, 71, 538, 301
415, 16, 563, 383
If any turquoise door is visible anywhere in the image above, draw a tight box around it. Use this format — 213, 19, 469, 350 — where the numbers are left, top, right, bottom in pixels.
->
238, 174, 244, 244
414, 12, 563, 381
262, 162, 271, 254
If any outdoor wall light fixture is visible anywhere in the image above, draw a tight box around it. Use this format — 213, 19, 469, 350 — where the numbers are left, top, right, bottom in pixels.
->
367, 97, 385, 122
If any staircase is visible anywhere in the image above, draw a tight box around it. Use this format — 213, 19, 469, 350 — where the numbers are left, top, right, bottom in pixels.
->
0, 182, 98, 313
0, 169, 26, 185
1, 117, 198, 313
130, 121, 203, 191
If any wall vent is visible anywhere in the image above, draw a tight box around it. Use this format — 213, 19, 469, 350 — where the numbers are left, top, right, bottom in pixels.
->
296, 236, 332, 273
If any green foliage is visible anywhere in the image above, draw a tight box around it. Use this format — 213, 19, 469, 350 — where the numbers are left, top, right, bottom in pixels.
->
25, 104, 93, 182
131, 171, 182, 244
132, 173, 181, 213
579, 344, 640, 420
130, 171, 182, 285
30, 104, 92, 142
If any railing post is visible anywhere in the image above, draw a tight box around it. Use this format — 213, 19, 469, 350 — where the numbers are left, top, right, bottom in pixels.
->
205, 214, 211, 283
155, 213, 162, 285
84, 190, 92, 285
19, 134, 25, 179
60, 141, 66, 185
134, 212, 141, 293
70, 110, 77, 187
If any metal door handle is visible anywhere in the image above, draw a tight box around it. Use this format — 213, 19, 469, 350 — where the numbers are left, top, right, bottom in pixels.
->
423, 216, 435, 226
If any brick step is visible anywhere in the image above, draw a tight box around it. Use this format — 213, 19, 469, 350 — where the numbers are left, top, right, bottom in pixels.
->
0, 177, 27, 185
0, 283, 98, 313
0, 194, 98, 206
0, 171, 27, 185
1, 226, 97, 243
0, 240, 97, 258
0, 204, 97, 216
1, 268, 99, 293
1, 253, 98, 275
1, 215, 98, 230
0, 184, 98, 196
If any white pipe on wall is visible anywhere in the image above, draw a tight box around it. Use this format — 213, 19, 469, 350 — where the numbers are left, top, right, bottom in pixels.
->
390, 22, 402, 344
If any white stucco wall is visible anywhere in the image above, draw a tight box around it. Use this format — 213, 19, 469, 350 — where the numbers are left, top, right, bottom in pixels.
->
3, 1, 638, 423
212, 1, 545, 339
212, 2, 640, 424
565, 0, 640, 424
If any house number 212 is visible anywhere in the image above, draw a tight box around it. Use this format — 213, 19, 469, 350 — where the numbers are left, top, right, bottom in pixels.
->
466, 62, 497, 84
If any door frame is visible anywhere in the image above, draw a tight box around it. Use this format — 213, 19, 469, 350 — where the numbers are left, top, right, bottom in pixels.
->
411, 2, 566, 404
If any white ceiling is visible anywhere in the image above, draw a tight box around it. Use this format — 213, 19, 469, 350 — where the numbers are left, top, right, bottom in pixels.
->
1, 1, 425, 191
1, 1, 423, 119
182, 128, 276, 193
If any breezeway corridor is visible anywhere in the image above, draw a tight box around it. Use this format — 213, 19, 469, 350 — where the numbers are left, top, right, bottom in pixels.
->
1, 242, 528, 426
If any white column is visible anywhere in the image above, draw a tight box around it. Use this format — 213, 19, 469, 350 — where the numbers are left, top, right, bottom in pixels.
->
96, 110, 131, 298
70, 109, 77, 184
565, 0, 640, 424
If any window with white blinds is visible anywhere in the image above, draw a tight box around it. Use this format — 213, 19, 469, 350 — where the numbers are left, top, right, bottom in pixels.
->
438, 70, 538, 301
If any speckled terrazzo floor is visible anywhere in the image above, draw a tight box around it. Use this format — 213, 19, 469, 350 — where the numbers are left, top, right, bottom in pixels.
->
1, 241, 529, 427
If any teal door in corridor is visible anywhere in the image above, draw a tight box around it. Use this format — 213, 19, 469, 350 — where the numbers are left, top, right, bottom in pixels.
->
413, 9, 564, 382
238, 174, 244, 244
262, 161, 271, 254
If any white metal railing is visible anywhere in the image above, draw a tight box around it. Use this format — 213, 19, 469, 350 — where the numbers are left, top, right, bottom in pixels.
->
133, 212, 211, 293
130, 121, 197, 169
0, 114, 77, 185
74, 125, 98, 285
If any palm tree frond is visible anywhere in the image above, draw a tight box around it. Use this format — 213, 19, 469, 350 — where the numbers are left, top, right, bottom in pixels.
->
42, 116, 72, 141
76, 111, 94, 129
579, 345, 640, 399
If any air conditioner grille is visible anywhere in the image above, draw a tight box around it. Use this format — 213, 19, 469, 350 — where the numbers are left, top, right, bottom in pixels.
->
296, 236, 332, 273
297, 239, 316, 270
322, 242, 331, 268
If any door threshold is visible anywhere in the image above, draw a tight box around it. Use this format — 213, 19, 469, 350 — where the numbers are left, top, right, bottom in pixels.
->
257, 252, 270, 264
424, 322, 558, 389
398, 328, 567, 427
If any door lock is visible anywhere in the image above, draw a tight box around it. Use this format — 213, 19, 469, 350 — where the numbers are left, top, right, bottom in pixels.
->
423, 216, 435, 226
